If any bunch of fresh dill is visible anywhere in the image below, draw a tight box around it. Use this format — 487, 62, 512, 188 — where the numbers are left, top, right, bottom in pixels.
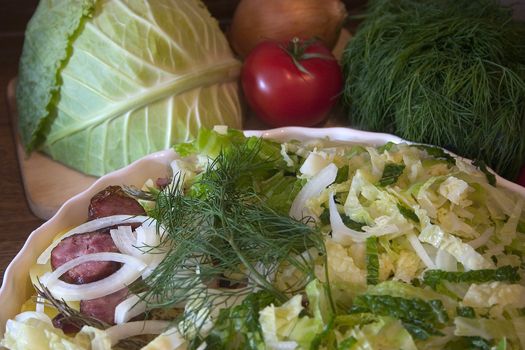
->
132, 141, 327, 336
342, 0, 525, 179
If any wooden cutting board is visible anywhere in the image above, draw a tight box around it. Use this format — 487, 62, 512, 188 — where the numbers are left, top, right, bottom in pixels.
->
7, 79, 98, 220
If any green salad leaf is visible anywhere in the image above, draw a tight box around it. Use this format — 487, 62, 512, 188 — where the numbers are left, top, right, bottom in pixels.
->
18, 0, 242, 176
205, 291, 278, 350
343, 316, 417, 350
454, 317, 522, 344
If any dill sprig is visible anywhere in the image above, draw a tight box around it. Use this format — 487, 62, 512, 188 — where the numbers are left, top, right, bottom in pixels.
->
35, 280, 155, 349
132, 141, 326, 335
34, 280, 109, 329
342, 0, 525, 179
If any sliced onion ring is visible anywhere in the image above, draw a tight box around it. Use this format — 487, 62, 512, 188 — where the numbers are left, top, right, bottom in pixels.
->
289, 163, 337, 220
109, 222, 168, 280
35, 296, 45, 313
105, 320, 172, 345
110, 226, 140, 258
37, 215, 152, 264
40, 252, 146, 301
329, 193, 371, 244
114, 294, 147, 324
135, 224, 167, 279
407, 233, 435, 269
468, 227, 494, 249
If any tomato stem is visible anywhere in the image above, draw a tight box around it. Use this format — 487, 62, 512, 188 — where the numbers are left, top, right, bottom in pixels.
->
282, 37, 336, 75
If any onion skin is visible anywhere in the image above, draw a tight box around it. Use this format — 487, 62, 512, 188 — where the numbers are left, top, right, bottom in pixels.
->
229, 0, 348, 58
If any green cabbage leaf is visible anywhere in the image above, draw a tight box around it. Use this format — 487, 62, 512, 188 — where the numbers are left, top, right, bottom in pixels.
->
17, 0, 242, 176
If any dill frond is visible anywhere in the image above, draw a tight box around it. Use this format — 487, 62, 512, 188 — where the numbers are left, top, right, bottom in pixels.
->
34, 280, 109, 329
132, 141, 327, 335
342, 0, 525, 179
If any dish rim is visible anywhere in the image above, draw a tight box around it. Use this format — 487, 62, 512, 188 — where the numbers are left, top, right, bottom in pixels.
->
1, 126, 523, 333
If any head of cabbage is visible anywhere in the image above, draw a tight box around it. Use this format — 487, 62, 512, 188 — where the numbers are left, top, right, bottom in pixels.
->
17, 0, 243, 176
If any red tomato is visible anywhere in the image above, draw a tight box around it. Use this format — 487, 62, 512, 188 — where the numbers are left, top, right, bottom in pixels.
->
241, 38, 343, 127
518, 165, 525, 187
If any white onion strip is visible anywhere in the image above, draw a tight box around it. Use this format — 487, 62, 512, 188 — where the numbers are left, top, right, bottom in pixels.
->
105, 321, 172, 345
43, 265, 143, 302
42, 252, 145, 285
329, 193, 371, 244
435, 248, 457, 272
109, 222, 167, 279
468, 227, 494, 249
110, 226, 141, 258
407, 233, 435, 269
40, 252, 146, 301
136, 222, 161, 247
37, 215, 152, 264
114, 294, 147, 324
289, 163, 338, 220
135, 224, 167, 279
35, 296, 45, 313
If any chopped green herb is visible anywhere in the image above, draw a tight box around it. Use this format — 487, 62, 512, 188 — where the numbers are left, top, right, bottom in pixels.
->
320, 208, 365, 232
338, 336, 357, 349
444, 336, 492, 350
397, 203, 419, 223
366, 237, 379, 285
335, 165, 350, 183
377, 142, 396, 154
518, 221, 525, 233
349, 294, 448, 339
423, 265, 521, 290
456, 307, 476, 318
472, 159, 497, 186
416, 145, 456, 166
310, 317, 336, 350
378, 163, 405, 187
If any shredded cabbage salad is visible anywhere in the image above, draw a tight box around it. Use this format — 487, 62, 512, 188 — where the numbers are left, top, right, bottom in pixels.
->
3, 127, 525, 350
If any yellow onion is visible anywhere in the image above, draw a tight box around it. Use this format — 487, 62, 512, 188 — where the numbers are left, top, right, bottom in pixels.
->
228, 0, 348, 58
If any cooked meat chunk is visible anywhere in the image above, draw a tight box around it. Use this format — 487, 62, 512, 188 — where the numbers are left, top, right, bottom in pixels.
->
50, 231, 120, 284
88, 185, 145, 220
52, 313, 81, 334
155, 177, 171, 189
80, 288, 129, 324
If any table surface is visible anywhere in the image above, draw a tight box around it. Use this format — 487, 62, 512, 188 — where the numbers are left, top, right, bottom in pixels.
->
0, 0, 43, 287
